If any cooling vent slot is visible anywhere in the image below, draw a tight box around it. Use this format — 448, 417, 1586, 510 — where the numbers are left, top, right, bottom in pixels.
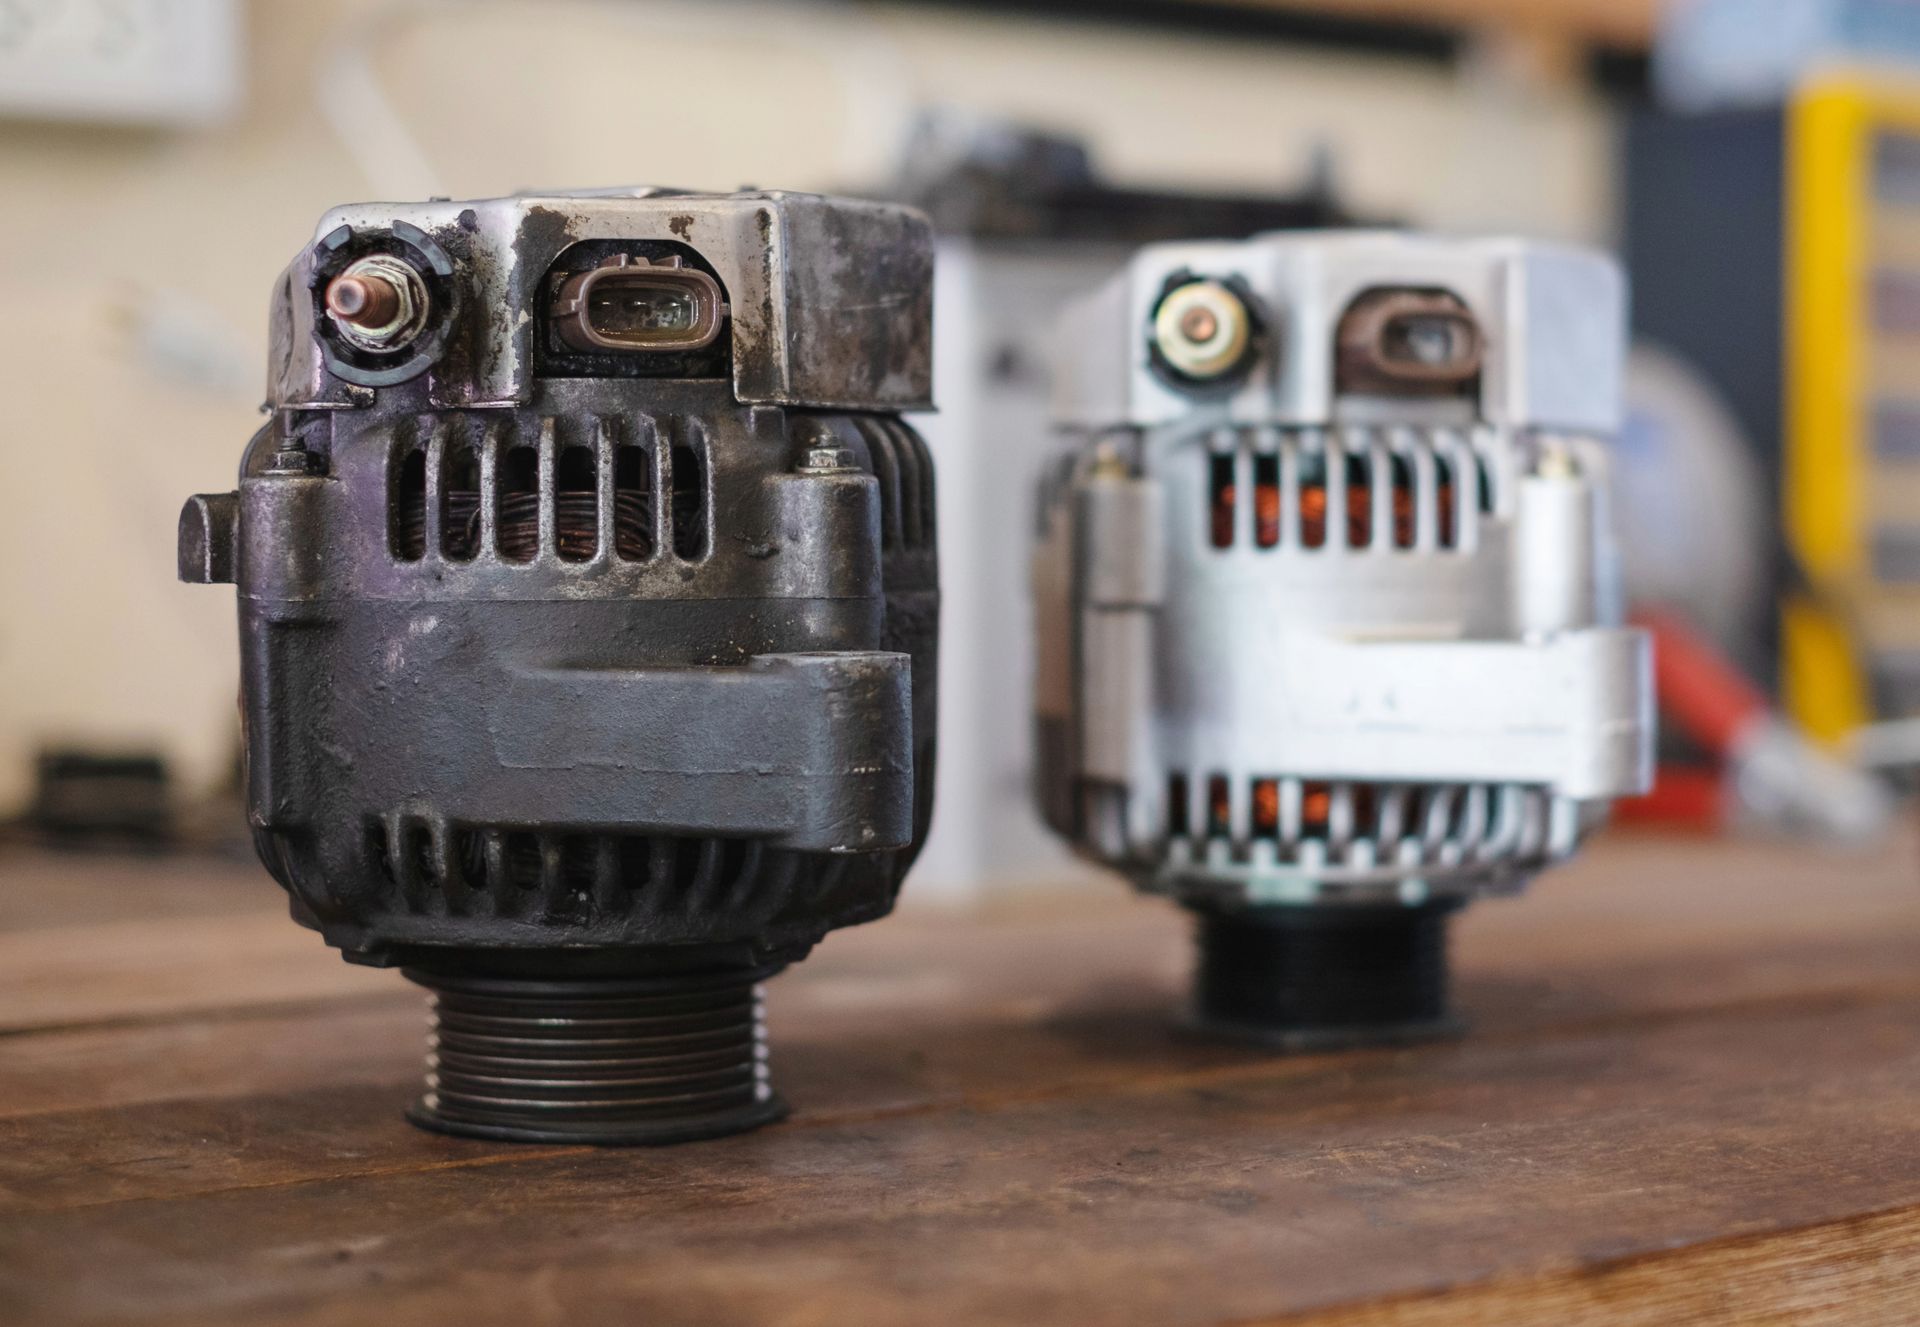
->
389, 446, 428, 562
554, 445, 598, 563
367, 815, 841, 921
1205, 425, 1495, 553
383, 414, 706, 566
855, 417, 936, 552
441, 435, 482, 561
669, 441, 707, 560
612, 442, 655, 560
496, 444, 540, 563
1165, 772, 1551, 868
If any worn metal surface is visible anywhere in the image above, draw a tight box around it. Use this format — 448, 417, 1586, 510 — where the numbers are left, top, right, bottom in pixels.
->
179, 190, 939, 1141
265, 189, 933, 413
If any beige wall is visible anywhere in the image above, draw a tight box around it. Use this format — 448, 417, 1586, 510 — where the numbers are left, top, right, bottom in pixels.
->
0, 0, 1616, 811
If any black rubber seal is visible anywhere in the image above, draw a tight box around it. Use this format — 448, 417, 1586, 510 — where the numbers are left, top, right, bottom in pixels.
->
308, 221, 458, 388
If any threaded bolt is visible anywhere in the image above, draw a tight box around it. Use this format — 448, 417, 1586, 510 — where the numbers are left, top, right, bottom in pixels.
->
322, 254, 427, 350
326, 273, 402, 329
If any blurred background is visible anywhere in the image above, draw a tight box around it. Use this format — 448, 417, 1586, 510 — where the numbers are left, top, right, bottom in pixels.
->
3, 0, 1916, 895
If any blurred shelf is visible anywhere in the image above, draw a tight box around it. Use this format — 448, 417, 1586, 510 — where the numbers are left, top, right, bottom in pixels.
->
1173, 0, 1656, 47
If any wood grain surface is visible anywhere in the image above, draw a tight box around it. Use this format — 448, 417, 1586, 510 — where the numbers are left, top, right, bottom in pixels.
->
1, 829, 1917, 1324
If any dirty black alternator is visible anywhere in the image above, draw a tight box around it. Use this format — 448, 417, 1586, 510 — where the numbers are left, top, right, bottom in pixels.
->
179, 190, 938, 1144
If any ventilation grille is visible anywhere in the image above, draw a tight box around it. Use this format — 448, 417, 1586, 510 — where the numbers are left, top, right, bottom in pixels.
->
1164, 773, 1553, 870
855, 417, 936, 552
387, 413, 705, 566
365, 816, 842, 921
1204, 425, 1496, 553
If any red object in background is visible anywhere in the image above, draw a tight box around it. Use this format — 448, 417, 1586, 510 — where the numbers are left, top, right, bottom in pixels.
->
1617, 610, 1891, 839
1616, 611, 1765, 830
1638, 609, 1769, 753
1614, 764, 1724, 830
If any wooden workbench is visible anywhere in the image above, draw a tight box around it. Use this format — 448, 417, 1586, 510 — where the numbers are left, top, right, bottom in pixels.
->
2, 828, 1918, 1324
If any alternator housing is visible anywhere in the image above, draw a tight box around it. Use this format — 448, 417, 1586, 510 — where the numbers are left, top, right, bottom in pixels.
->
1034, 231, 1652, 1042
181, 190, 938, 1142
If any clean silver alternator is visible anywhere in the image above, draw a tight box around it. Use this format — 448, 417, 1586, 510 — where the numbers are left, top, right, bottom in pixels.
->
1032, 231, 1655, 1046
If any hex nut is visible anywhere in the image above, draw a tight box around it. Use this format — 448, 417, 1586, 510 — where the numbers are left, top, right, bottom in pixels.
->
1152, 280, 1254, 382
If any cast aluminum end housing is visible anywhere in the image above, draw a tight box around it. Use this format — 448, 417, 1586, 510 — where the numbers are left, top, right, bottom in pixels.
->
1033, 230, 1654, 1044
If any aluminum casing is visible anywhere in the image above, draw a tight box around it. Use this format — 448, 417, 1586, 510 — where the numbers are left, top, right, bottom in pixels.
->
1034, 231, 1653, 908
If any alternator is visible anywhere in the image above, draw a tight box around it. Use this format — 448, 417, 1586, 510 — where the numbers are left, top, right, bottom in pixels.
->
180, 190, 938, 1143
1034, 231, 1652, 1046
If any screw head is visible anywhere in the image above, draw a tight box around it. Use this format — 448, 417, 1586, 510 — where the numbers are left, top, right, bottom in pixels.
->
265, 448, 322, 475
1533, 441, 1581, 479
800, 446, 856, 472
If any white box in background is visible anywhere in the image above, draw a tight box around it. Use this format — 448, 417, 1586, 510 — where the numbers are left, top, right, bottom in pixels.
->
908, 239, 1128, 900
0, 0, 240, 125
